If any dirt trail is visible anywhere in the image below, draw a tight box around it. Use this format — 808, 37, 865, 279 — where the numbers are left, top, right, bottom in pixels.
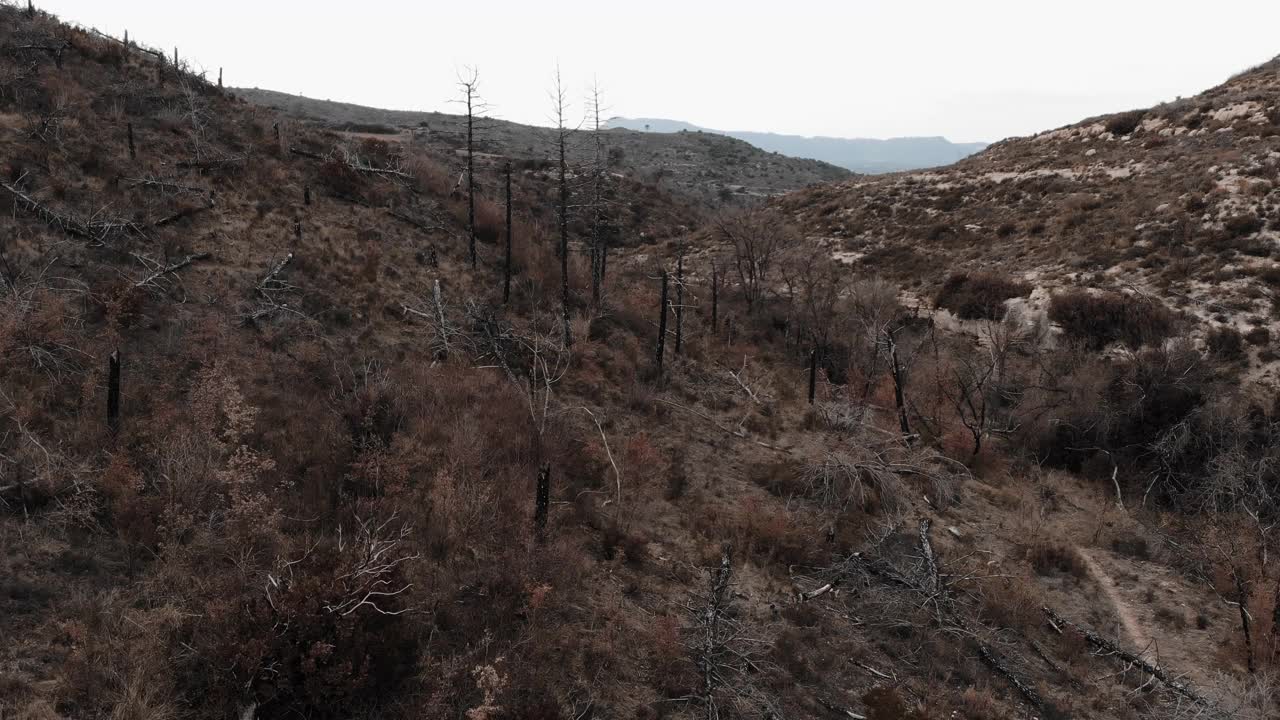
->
1074, 545, 1155, 658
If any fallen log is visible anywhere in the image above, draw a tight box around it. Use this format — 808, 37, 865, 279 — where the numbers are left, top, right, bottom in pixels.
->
1042, 606, 1212, 708
153, 201, 213, 227
1, 179, 139, 241
175, 155, 245, 170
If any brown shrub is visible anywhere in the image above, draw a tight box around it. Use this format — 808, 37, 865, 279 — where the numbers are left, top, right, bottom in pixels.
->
1027, 541, 1087, 578
1206, 325, 1246, 361
1105, 109, 1146, 136
933, 272, 1031, 320
1048, 289, 1177, 349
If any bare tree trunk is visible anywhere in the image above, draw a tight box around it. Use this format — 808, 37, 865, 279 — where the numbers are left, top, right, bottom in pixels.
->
534, 463, 551, 543
808, 348, 817, 404
885, 330, 913, 442
674, 251, 684, 355
503, 162, 513, 304
107, 350, 121, 435
218, 67, 223, 88
127, 122, 136, 160
466, 88, 476, 269
1234, 568, 1256, 673
303, 185, 310, 206
710, 262, 719, 334
552, 69, 572, 346
656, 269, 669, 374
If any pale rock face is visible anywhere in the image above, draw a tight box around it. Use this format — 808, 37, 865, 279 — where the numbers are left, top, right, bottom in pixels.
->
1085, 148, 1098, 157
1211, 101, 1263, 122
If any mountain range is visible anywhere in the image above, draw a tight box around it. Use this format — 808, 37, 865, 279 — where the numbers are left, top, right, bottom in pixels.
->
607, 116, 988, 173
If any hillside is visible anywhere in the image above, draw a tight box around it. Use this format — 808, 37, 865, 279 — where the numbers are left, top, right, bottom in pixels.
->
2, 6, 1280, 720
779, 57, 1280, 385
231, 88, 852, 208
609, 116, 988, 173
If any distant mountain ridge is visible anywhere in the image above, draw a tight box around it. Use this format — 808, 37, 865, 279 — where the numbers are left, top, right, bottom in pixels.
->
608, 117, 987, 173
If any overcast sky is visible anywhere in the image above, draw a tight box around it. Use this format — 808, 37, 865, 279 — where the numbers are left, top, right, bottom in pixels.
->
33, 0, 1280, 144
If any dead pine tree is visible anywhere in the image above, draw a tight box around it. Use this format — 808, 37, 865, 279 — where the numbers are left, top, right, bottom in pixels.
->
217, 67, 223, 88
454, 67, 487, 269
534, 463, 551, 542
586, 79, 614, 306
503, 161, 513, 304
550, 66, 573, 346
107, 350, 121, 435
27, 1, 35, 17
656, 269, 669, 374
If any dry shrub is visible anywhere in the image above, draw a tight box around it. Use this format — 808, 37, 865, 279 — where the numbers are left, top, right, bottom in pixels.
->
1207, 325, 1246, 361
1027, 541, 1086, 579
862, 686, 931, 720
1104, 109, 1146, 136
933, 272, 1031, 320
976, 577, 1045, 631
1048, 289, 1177, 349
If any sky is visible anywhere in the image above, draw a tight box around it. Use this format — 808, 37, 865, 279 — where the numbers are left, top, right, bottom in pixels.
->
32, 0, 1280, 144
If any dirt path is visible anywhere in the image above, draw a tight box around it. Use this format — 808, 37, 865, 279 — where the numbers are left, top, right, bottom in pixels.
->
1074, 545, 1155, 659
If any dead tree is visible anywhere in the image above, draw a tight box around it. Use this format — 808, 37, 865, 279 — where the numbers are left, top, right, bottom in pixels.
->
218, 67, 222, 88
808, 348, 817, 404
586, 80, 614, 305
882, 328, 913, 443
710, 261, 720, 333
550, 66, 573, 346
656, 269, 669, 373
131, 252, 210, 294
675, 248, 685, 355
127, 122, 136, 160
107, 350, 120, 435
455, 67, 487, 269
503, 161, 513, 304
303, 185, 311, 206
534, 463, 551, 542
714, 209, 799, 314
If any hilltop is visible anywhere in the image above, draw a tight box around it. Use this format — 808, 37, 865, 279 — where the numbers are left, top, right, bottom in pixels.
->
232, 88, 852, 208
609, 116, 988, 173
2, 5, 1279, 720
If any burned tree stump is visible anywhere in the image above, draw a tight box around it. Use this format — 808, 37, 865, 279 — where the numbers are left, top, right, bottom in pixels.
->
127, 122, 136, 160
534, 464, 551, 542
218, 67, 223, 88
107, 350, 121, 435
303, 185, 311, 206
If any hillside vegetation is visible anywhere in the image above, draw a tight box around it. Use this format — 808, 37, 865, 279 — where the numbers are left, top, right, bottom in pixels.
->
2, 5, 1279, 720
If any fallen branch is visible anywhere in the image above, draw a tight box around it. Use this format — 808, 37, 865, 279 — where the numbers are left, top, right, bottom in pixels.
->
175, 155, 245, 170
387, 208, 441, 233
124, 176, 207, 195
256, 252, 293, 296
656, 397, 792, 454
976, 643, 1045, 712
1, 178, 138, 242
153, 201, 213, 227
132, 252, 209, 290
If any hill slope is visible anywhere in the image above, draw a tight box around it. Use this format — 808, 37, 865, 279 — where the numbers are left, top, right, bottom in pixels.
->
609, 116, 988, 172
232, 88, 853, 207
2, 7, 1278, 720
779, 57, 1280, 383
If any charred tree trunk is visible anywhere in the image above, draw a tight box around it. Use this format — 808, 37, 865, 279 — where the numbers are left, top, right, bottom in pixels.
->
503, 162, 513, 304
1234, 568, 1256, 673
466, 93, 476, 269
27, 1, 34, 17
127, 122, 136, 160
558, 137, 571, 346
808, 348, 817, 404
107, 350, 121, 435
710, 262, 719, 334
303, 185, 311, 206
218, 67, 223, 88
534, 463, 551, 542
885, 330, 913, 442
656, 269, 669, 374
674, 253, 684, 355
